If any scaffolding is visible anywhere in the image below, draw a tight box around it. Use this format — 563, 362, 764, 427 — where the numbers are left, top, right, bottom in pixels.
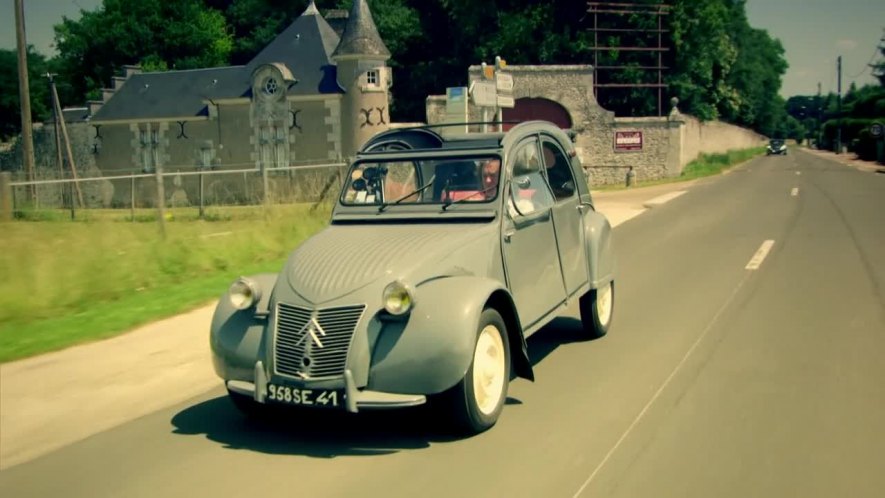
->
586, 2, 671, 116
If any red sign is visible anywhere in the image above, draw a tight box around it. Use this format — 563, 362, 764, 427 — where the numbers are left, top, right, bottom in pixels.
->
614, 130, 643, 152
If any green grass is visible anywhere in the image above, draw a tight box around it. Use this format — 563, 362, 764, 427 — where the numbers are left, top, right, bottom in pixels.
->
0, 204, 330, 363
591, 147, 766, 192
680, 147, 766, 180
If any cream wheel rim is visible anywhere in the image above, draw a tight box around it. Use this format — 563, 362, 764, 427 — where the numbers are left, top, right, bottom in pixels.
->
472, 325, 506, 415
596, 282, 613, 327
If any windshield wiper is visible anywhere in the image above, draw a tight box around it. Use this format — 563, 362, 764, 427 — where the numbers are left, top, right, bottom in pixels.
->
441, 186, 496, 211
378, 175, 436, 212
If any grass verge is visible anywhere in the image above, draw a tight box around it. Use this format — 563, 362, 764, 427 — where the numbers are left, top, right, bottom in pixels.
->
592, 146, 765, 192
0, 204, 330, 363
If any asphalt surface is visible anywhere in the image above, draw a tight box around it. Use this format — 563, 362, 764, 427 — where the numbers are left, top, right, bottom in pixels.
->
2, 149, 883, 497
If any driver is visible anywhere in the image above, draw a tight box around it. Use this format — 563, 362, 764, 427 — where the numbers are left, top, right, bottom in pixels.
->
481, 159, 501, 199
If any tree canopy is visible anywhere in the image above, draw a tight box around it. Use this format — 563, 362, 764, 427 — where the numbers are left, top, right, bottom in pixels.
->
3, 0, 797, 138
0, 47, 50, 140
52, 0, 232, 103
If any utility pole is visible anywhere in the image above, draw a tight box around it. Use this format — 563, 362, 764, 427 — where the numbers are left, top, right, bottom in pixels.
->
47, 73, 83, 213
817, 82, 822, 149
14, 0, 37, 202
836, 56, 842, 154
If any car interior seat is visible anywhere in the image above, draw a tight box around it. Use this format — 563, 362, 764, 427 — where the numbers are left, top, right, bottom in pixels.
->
433, 161, 481, 201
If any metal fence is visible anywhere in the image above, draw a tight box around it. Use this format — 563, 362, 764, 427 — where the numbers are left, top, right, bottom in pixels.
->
4, 161, 347, 219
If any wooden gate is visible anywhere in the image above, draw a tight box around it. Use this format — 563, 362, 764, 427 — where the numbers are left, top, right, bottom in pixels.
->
502, 98, 573, 131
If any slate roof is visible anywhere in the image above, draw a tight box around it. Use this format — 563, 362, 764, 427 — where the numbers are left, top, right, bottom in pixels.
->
90, 66, 250, 122
91, 1, 344, 122
246, 1, 343, 95
332, 0, 390, 59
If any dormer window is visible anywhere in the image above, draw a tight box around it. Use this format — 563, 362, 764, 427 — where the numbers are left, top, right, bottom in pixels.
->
264, 77, 279, 95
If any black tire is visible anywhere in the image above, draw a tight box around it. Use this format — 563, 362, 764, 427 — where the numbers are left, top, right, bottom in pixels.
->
579, 281, 614, 339
438, 308, 511, 435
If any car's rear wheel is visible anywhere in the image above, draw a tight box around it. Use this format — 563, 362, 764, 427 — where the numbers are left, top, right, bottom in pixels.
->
579, 280, 614, 338
439, 308, 511, 434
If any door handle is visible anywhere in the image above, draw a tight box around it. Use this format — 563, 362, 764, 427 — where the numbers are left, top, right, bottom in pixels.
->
504, 230, 515, 242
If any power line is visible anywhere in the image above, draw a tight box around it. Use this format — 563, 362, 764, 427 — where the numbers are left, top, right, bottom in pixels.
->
847, 44, 880, 79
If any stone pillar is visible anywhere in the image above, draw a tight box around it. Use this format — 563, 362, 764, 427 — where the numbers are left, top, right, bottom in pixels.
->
666, 98, 686, 177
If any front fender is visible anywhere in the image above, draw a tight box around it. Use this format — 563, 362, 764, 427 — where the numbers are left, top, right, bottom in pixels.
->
209, 273, 277, 382
367, 276, 530, 395
585, 210, 616, 288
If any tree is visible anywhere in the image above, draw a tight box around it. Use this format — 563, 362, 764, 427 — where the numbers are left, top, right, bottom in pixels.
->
52, 0, 232, 104
870, 28, 885, 87
41, 0, 793, 132
0, 47, 50, 140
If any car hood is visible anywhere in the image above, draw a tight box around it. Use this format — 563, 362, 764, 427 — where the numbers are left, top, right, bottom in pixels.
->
283, 222, 498, 304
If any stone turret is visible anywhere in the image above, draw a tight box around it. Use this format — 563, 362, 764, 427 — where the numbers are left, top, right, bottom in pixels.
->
332, 0, 391, 157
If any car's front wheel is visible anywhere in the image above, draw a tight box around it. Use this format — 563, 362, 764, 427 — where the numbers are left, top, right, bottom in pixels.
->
579, 280, 614, 338
438, 308, 511, 434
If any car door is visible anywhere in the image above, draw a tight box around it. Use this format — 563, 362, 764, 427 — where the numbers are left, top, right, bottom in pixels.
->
540, 136, 588, 296
501, 137, 567, 329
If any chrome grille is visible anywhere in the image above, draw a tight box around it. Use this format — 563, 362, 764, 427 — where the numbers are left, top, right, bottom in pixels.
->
274, 303, 365, 379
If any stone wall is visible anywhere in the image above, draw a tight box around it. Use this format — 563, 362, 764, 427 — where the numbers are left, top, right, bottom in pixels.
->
426, 64, 768, 187
581, 116, 680, 186
679, 115, 767, 168
0, 123, 112, 207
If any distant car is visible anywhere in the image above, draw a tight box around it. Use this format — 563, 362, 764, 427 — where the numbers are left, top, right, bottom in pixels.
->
767, 139, 787, 155
210, 121, 616, 434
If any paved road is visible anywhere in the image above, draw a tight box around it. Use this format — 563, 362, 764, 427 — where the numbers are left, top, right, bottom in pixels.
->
2, 150, 883, 497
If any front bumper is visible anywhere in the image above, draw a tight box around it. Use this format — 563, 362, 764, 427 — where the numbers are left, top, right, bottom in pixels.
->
227, 361, 426, 413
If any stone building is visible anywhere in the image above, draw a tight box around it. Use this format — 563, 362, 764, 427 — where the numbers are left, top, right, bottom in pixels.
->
88, 0, 391, 180
426, 65, 765, 186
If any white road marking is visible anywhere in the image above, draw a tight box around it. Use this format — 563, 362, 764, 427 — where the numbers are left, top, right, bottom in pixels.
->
745, 240, 775, 270
605, 208, 646, 228
643, 191, 687, 208
791, 187, 799, 197
572, 276, 751, 498
796, 171, 801, 175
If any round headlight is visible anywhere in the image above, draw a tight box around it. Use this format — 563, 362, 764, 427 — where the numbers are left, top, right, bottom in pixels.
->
229, 277, 261, 310
383, 281, 414, 316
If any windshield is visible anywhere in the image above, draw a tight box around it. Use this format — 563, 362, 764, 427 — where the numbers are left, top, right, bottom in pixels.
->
340, 156, 502, 206
770, 139, 784, 146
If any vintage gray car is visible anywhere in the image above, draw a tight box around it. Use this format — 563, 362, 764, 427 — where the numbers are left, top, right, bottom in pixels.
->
210, 120, 616, 433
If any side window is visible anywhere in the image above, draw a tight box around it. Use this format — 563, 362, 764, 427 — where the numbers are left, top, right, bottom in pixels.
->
508, 139, 554, 217
541, 140, 576, 201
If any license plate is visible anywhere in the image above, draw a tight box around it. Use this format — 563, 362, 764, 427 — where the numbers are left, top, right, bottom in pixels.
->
266, 383, 343, 409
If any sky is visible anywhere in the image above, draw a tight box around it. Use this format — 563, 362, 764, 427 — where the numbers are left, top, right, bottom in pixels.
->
745, 0, 882, 97
1, 0, 882, 98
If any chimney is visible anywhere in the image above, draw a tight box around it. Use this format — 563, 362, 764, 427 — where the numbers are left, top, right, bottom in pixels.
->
113, 76, 127, 90
87, 100, 103, 116
122, 65, 142, 78
102, 88, 115, 102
